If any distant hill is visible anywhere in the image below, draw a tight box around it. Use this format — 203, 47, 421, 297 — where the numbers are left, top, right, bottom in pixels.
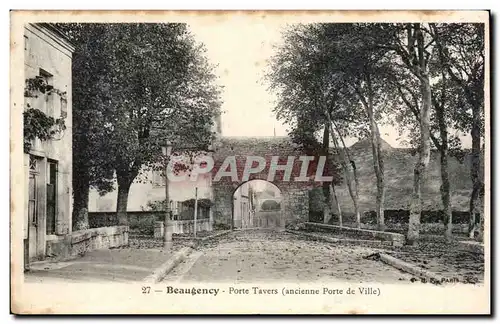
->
331, 139, 482, 213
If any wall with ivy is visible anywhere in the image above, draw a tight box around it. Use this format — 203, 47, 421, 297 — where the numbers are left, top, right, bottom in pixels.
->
23, 24, 74, 248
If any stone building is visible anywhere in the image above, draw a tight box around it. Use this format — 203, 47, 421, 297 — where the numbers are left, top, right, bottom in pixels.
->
88, 116, 222, 223
23, 24, 75, 265
233, 182, 254, 229
88, 167, 214, 220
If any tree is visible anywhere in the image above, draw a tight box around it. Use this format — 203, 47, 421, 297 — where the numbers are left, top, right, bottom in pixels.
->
430, 23, 485, 239
268, 23, 394, 230
101, 24, 222, 225
266, 24, 356, 226
381, 23, 485, 241
314, 23, 446, 241
387, 61, 464, 240
288, 117, 343, 224
379, 23, 435, 245
427, 49, 466, 240
57, 23, 116, 230
261, 200, 281, 211
317, 23, 391, 231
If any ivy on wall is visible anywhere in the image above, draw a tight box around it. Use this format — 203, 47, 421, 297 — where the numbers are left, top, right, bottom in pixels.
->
23, 76, 67, 153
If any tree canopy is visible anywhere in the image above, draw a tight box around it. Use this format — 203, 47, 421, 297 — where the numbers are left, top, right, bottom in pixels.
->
58, 23, 223, 226
266, 22, 485, 242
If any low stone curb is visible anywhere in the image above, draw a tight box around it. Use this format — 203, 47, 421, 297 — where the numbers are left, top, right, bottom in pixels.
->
286, 229, 341, 243
376, 252, 446, 284
144, 230, 233, 283
233, 227, 279, 231
304, 222, 406, 247
286, 229, 388, 246
458, 241, 484, 255
143, 246, 194, 283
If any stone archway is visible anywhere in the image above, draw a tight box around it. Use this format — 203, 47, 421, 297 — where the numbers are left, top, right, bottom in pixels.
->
211, 136, 314, 229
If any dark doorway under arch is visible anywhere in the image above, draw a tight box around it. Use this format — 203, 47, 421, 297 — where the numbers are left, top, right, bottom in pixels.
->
232, 180, 283, 229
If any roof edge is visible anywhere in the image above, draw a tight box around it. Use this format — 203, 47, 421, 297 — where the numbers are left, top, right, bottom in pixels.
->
29, 23, 75, 53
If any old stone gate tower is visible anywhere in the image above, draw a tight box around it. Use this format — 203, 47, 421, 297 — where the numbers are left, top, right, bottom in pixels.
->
211, 136, 324, 228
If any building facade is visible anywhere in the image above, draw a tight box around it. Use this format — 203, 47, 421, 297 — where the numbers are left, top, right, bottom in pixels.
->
88, 116, 222, 221
24, 24, 75, 265
233, 182, 255, 229
88, 167, 214, 218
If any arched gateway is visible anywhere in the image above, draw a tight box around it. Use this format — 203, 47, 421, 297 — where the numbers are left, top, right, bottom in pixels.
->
233, 179, 283, 229
211, 136, 329, 229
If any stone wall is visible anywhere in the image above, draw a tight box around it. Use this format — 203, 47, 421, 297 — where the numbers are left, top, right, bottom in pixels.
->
332, 222, 471, 235
89, 211, 164, 228
282, 189, 309, 226
212, 182, 310, 228
212, 185, 234, 226
46, 226, 129, 259
333, 142, 482, 213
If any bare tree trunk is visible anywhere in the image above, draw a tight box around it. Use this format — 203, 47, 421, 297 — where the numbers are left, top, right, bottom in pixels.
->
440, 151, 452, 239
430, 28, 455, 242
430, 23, 483, 241
325, 112, 361, 228
331, 184, 343, 227
376, 184, 386, 231
468, 182, 481, 239
478, 203, 484, 243
351, 161, 361, 228
116, 181, 131, 226
72, 168, 90, 231
323, 204, 331, 224
469, 104, 482, 239
114, 159, 140, 227
404, 25, 433, 245
339, 141, 361, 228
407, 75, 432, 245
371, 128, 385, 232
402, 90, 452, 240
435, 102, 452, 240
322, 124, 332, 224
358, 76, 385, 231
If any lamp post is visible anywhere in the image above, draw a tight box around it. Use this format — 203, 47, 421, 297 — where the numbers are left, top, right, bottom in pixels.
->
193, 187, 198, 238
161, 140, 173, 250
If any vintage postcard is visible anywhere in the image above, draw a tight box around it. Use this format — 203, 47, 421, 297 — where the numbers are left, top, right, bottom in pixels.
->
10, 10, 490, 314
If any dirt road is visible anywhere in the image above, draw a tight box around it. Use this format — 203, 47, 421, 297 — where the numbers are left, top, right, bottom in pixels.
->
162, 229, 412, 283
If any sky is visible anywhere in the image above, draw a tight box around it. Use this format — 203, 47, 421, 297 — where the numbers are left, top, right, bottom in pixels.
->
188, 21, 471, 149
188, 19, 287, 138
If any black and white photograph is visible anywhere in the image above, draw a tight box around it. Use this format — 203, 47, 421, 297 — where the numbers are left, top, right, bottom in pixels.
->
10, 10, 490, 314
